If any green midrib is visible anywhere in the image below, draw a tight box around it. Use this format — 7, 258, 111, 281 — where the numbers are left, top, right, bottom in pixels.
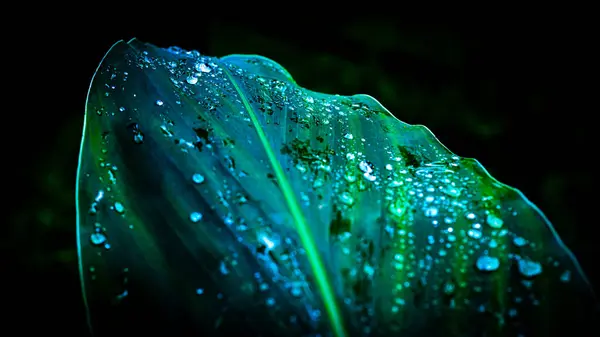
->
220, 64, 347, 337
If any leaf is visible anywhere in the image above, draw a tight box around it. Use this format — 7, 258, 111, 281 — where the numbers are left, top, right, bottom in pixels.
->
76, 39, 598, 337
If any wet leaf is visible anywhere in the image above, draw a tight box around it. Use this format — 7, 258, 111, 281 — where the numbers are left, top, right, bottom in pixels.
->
76, 39, 598, 337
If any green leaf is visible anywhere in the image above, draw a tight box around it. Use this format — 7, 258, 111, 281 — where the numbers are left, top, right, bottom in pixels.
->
76, 39, 597, 337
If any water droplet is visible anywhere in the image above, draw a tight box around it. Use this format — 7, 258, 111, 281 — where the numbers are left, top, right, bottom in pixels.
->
196, 288, 204, 295
466, 212, 476, 220
192, 173, 205, 184
346, 153, 355, 160
425, 207, 439, 217
486, 214, 504, 229
467, 229, 482, 239
114, 202, 124, 213
442, 185, 461, 197
155, 100, 164, 106
443, 282, 455, 294
119, 107, 126, 112
513, 236, 527, 247
290, 285, 302, 297
476, 255, 500, 272
266, 297, 275, 306
186, 76, 198, 84
385, 164, 393, 171
90, 233, 107, 246
560, 270, 571, 282
344, 133, 353, 140
190, 212, 202, 223
358, 161, 373, 174
339, 192, 354, 206
388, 198, 404, 217
518, 259, 542, 277
195, 63, 212, 73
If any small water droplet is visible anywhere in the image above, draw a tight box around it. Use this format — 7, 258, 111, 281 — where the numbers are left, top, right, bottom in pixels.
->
114, 202, 124, 213
388, 199, 404, 217
192, 173, 205, 184
190, 212, 203, 223
518, 259, 542, 277
466, 213, 476, 220
155, 100, 164, 106
339, 192, 354, 206
468, 229, 482, 239
560, 270, 571, 282
476, 255, 500, 272
513, 236, 527, 247
344, 133, 353, 140
425, 207, 439, 217
90, 233, 107, 246
442, 185, 461, 197
486, 214, 504, 229
358, 161, 373, 174
196, 288, 204, 295
186, 76, 198, 84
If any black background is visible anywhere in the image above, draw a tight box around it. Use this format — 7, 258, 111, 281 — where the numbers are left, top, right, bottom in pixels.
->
7, 17, 597, 335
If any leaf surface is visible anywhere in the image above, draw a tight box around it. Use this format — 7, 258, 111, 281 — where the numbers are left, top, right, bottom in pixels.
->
76, 39, 597, 337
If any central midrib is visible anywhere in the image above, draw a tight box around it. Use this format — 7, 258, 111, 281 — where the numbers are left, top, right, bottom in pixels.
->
220, 61, 347, 337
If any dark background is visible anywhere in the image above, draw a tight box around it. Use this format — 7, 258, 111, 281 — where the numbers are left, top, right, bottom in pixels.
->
8, 19, 596, 334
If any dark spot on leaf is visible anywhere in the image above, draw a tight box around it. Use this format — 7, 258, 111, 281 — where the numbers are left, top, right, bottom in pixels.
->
329, 208, 351, 236
397, 145, 421, 168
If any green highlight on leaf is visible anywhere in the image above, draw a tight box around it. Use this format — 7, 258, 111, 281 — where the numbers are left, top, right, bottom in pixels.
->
76, 39, 598, 337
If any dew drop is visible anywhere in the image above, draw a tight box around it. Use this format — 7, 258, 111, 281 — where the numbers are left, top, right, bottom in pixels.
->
155, 100, 164, 106
560, 270, 571, 282
468, 229, 482, 239
190, 212, 203, 223
442, 185, 461, 197
90, 233, 107, 246
114, 202, 124, 214
486, 214, 504, 228
339, 192, 354, 206
513, 236, 527, 247
196, 63, 212, 73
196, 288, 204, 295
358, 161, 373, 174
192, 173, 205, 184
186, 76, 198, 84
425, 207, 439, 217
518, 259, 542, 277
388, 199, 404, 217
344, 133, 354, 140
476, 255, 500, 272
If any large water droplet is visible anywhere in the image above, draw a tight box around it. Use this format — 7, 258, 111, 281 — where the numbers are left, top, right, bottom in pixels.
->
195, 63, 212, 73
476, 255, 500, 272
